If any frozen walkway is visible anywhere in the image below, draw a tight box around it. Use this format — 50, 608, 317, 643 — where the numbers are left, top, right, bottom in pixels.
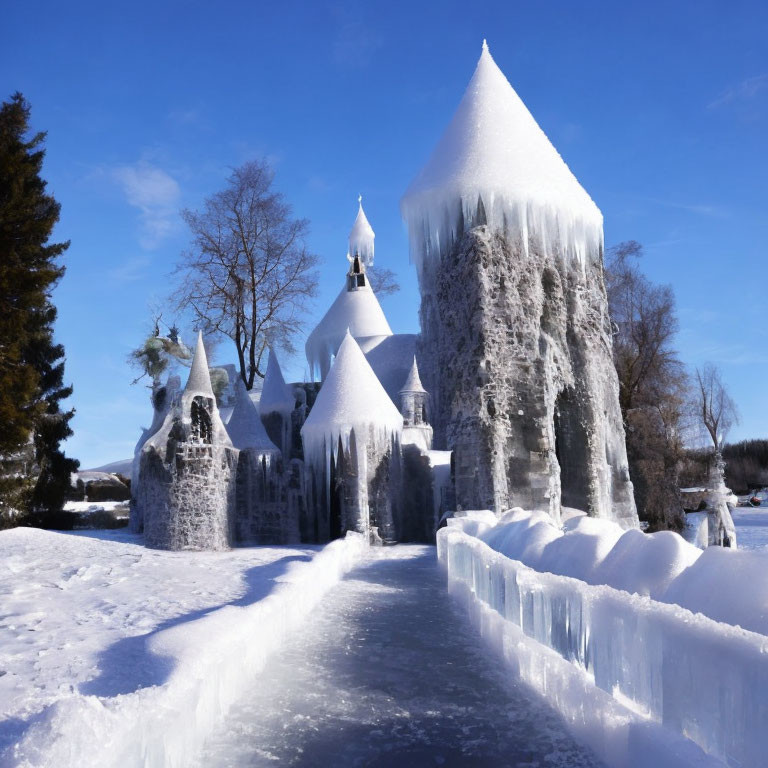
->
200, 546, 600, 767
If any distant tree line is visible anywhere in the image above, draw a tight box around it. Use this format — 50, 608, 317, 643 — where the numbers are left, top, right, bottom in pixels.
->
0, 93, 77, 527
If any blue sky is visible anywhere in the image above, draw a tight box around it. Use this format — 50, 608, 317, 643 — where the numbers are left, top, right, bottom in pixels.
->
3, 0, 767, 468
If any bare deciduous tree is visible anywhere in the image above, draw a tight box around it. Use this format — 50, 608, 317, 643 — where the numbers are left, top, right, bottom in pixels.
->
605, 241, 689, 531
693, 363, 739, 452
174, 161, 318, 389
367, 266, 400, 297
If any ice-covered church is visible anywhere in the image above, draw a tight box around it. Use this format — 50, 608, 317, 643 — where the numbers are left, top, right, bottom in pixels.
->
131, 41, 639, 550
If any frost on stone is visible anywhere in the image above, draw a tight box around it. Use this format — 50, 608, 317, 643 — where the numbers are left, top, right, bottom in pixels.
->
348, 195, 375, 266
400, 40, 603, 278
136, 333, 238, 551
130, 373, 181, 533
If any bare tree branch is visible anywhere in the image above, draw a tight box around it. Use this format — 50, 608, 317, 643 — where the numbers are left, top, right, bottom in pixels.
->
172, 160, 319, 389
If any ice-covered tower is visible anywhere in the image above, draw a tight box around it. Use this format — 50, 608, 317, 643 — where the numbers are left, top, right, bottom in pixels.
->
401, 42, 637, 527
259, 349, 296, 458
399, 357, 432, 452
136, 332, 239, 550
301, 331, 403, 543
305, 204, 392, 379
348, 195, 375, 267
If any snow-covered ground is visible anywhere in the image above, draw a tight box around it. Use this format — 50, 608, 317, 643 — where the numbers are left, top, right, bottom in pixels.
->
0, 527, 319, 755
732, 506, 768, 550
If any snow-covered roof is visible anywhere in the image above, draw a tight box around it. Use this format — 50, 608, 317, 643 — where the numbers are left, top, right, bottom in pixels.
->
259, 349, 295, 415
184, 332, 215, 399
226, 380, 279, 453
301, 331, 402, 458
399, 356, 426, 394
305, 281, 393, 381
401, 40, 603, 271
363, 334, 418, 406
348, 196, 375, 267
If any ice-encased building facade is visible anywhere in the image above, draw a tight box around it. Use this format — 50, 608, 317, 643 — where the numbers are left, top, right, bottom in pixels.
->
135, 333, 238, 550
131, 46, 644, 550
401, 42, 638, 527
302, 331, 404, 544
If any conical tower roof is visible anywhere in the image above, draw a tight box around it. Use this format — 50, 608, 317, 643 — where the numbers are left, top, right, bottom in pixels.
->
227, 379, 279, 452
399, 356, 427, 394
348, 195, 375, 267
184, 332, 215, 398
259, 348, 296, 415
302, 331, 402, 454
305, 276, 392, 381
401, 41, 602, 268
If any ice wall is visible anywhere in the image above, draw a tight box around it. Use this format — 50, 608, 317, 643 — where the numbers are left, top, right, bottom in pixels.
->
439, 524, 768, 767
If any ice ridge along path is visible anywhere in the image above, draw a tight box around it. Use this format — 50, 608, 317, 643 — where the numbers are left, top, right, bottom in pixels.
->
200, 546, 601, 767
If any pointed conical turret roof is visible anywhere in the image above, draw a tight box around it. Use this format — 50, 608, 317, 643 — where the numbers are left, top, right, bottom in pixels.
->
259, 349, 296, 415
184, 332, 215, 397
399, 356, 427, 395
227, 379, 279, 452
305, 272, 393, 381
401, 40, 602, 268
348, 195, 375, 267
301, 331, 402, 455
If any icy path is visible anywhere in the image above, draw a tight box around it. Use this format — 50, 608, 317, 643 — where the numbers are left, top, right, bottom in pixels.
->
200, 546, 600, 768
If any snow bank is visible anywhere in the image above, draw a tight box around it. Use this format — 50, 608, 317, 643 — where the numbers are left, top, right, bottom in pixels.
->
4, 533, 367, 768
439, 527, 764, 768
476, 509, 768, 634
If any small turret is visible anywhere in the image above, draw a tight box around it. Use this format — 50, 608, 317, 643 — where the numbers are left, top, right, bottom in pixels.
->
348, 195, 375, 267
399, 357, 432, 452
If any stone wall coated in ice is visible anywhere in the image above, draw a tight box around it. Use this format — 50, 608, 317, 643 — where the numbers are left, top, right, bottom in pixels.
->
418, 225, 636, 527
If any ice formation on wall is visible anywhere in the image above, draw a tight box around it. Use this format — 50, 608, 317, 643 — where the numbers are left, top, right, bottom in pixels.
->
305, 253, 392, 381
348, 195, 375, 266
130, 373, 180, 533
302, 331, 402, 467
401, 41, 603, 275
136, 333, 238, 550
302, 331, 403, 542
402, 42, 636, 526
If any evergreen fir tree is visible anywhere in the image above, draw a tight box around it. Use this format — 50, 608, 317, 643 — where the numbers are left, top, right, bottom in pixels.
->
0, 92, 78, 525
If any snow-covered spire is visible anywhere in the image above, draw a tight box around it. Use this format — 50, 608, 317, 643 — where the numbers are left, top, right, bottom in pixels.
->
348, 195, 375, 267
399, 356, 427, 395
301, 331, 402, 457
401, 40, 603, 272
305, 261, 393, 381
184, 331, 214, 397
259, 348, 295, 415
226, 378, 279, 452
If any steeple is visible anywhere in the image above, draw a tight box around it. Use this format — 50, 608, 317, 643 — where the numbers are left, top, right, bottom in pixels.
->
185, 331, 214, 398
348, 195, 375, 267
399, 357, 429, 429
399, 356, 427, 395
